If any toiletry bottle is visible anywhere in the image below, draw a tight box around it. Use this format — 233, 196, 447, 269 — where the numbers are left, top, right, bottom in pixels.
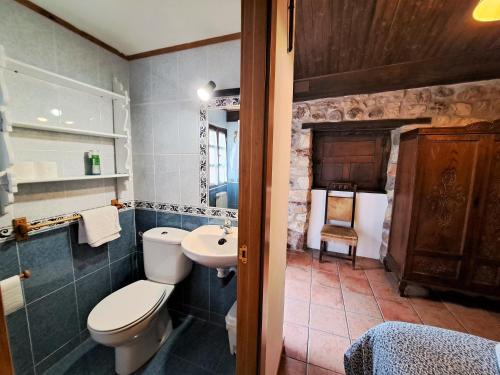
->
87, 150, 101, 175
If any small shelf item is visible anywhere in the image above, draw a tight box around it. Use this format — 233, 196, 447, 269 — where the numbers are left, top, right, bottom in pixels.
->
16, 174, 129, 185
12, 122, 127, 139
12, 199, 125, 241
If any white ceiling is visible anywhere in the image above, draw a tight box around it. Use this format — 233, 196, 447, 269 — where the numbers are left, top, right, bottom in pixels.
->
31, 0, 241, 56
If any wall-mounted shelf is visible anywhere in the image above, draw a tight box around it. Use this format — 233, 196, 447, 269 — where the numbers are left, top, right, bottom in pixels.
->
12, 122, 128, 139
16, 174, 130, 185
2, 57, 127, 102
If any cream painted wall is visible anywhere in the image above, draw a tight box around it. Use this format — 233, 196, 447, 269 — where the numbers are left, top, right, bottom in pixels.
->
260, 0, 295, 373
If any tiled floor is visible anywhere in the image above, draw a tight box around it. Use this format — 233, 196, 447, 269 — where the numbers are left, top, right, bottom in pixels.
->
279, 249, 500, 375
43, 316, 235, 375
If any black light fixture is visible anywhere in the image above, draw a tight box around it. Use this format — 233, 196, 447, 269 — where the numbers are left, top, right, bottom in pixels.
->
197, 81, 216, 101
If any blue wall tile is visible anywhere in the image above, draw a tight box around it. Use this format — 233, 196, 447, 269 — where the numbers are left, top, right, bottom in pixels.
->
0, 240, 20, 280
207, 218, 238, 227
34, 336, 80, 374
109, 210, 136, 261
181, 215, 208, 231
6, 308, 34, 375
19, 228, 73, 303
157, 212, 182, 229
182, 263, 209, 311
209, 269, 237, 317
135, 209, 157, 250
110, 254, 135, 291
69, 225, 109, 280
27, 283, 79, 363
75, 267, 111, 332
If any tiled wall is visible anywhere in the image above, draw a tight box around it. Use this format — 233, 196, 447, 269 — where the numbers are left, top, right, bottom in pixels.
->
0, 0, 132, 230
129, 40, 240, 207
0, 210, 137, 375
135, 209, 237, 326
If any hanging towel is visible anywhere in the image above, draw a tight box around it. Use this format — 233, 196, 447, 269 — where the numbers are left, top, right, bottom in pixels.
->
78, 206, 121, 247
1, 275, 24, 315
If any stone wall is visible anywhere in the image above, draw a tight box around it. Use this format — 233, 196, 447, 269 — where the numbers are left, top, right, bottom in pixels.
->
288, 79, 500, 259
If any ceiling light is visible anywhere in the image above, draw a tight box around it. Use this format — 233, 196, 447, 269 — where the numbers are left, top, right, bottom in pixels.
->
197, 81, 216, 101
37, 117, 48, 122
50, 108, 62, 117
473, 0, 500, 22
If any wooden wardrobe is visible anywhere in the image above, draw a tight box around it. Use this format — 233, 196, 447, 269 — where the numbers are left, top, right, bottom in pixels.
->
386, 121, 500, 297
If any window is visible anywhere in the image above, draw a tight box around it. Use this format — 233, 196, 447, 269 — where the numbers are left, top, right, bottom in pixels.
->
209, 125, 228, 186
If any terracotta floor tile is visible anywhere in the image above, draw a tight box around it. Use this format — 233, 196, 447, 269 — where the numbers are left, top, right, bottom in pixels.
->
342, 291, 382, 319
288, 251, 313, 270
412, 305, 466, 333
312, 269, 341, 288
356, 257, 384, 270
312, 258, 339, 274
364, 268, 397, 285
285, 297, 311, 326
308, 329, 350, 374
310, 304, 348, 337
409, 296, 446, 310
338, 261, 367, 280
284, 322, 309, 362
287, 266, 312, 283
278, 356, 307, 375
286, 278, 311, 303
346, 312, 384, 341
370, 280, 407, 303
377, 298, 422, 324
340, 276, 373, 296
311, 284, 344, 310
307, 364, 343, 375
444, 302, 500, 341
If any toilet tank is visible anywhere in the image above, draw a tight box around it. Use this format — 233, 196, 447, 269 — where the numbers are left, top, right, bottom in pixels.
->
142, 227, 192, 284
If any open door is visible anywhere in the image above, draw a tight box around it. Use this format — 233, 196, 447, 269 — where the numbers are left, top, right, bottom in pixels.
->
237, 0, 295, 373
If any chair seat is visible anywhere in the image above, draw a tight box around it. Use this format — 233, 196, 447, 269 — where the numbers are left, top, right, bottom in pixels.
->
321, 225, 358, 246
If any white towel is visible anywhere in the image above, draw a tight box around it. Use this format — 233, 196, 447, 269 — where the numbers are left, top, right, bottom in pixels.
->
78, 206, 121, 247
1, 275, 24, 315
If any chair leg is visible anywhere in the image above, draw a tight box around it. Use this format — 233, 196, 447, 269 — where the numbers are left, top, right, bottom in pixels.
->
351, 245, 357, 269
348, 245, 352, 256
319, 241, 325, 263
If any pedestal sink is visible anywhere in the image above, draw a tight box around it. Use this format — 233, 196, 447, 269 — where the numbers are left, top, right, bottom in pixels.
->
181, 225, 238, 268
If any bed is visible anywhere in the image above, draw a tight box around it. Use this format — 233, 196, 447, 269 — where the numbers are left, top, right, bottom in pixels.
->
344, 321, 500, 375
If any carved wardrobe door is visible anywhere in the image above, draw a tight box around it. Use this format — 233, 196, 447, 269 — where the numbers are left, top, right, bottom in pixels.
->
467, 134, 500, 294
407, 134, 483, 288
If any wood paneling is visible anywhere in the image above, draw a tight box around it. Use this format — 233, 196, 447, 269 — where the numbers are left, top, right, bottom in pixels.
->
294, 0, 500, 100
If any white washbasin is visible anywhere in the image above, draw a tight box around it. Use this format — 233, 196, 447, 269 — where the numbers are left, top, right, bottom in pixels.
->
181, 225, 238, 268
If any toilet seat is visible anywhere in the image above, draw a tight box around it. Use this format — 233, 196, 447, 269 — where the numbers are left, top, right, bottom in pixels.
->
88, 280, 173, 333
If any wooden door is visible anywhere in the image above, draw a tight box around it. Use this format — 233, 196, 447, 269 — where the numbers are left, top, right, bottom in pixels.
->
407, 134, 483, 287
467, 134, 500, 294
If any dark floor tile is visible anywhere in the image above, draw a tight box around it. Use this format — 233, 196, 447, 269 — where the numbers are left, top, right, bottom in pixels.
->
210, 269, 237, 316
173, 319, 228, 372
162, 356, 212, 375
27, 284, 79, 363
75, 267, 112, 331
166, 282, 184, 311
35, 336, 80, 374
110, 254, 135, 291
182, 263, 209, 311
109, 210, 136, 262
69, 225, 109, 280
19, 228, 74, 303
157, 212, 182, 229
181, 215, 208, 231
0, 240, 20, 280
135, 210, 157, 250
6, 308, 34, 375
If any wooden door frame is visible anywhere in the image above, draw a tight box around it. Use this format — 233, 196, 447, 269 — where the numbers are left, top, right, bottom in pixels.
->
0, 292, 14, 374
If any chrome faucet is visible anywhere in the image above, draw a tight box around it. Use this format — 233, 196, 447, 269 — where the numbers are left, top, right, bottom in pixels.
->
220, 218, 233, 235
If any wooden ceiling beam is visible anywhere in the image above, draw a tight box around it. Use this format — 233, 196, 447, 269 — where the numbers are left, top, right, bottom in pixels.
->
293, 48, 500, 102
302, 118, 432, 132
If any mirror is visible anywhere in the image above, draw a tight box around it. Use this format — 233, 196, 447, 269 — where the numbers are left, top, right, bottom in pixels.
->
206, 104, 239, 209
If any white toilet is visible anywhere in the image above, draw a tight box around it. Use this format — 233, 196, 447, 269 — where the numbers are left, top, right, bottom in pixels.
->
87, 227, 192, 375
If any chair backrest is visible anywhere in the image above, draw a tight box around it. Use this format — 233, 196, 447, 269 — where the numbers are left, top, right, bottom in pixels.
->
324, 182, 357, 227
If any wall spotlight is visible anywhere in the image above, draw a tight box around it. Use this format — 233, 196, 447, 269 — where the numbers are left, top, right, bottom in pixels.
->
197, 81, 216, 101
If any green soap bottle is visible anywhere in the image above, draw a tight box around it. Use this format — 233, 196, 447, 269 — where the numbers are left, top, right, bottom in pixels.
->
87, 150, 101, 175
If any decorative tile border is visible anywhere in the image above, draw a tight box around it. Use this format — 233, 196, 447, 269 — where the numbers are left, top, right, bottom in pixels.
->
0, 201, 135, 242
135, 200, 238, 220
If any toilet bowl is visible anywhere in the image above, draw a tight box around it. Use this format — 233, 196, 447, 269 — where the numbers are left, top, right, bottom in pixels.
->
87, 227, 192, 375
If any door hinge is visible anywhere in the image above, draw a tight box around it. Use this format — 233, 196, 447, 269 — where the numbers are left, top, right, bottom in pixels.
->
239, 244, 248, 264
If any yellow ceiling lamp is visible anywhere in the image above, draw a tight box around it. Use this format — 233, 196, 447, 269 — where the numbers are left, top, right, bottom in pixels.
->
473, 0, 500, 22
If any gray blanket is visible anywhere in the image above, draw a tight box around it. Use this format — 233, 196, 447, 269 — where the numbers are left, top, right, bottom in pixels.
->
344, 322, 499, 375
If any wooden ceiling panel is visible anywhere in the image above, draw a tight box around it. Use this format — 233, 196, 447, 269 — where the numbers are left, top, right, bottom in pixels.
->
294, 0, 500, 100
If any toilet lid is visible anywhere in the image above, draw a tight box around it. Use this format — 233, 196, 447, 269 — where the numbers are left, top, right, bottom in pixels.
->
88, 280, 167, 332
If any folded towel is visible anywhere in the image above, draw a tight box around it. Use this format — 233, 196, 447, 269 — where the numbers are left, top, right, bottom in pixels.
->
78, 206, 121, 247
1, 275, 24, 315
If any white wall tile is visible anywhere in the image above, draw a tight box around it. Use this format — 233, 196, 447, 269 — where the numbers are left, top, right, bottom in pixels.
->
207, 40, 241, 90
178, 100, 201, 154
132, 154, 155, 201
152, 102, 180, 154
178, 47, 208, 101
179, 155, 200, 206
154, 155, 180, 204
131, 104, 154, 155
151, 53, 178, 101
130, 59, 152, 103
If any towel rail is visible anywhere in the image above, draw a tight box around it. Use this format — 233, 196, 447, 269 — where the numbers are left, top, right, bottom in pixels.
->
12, 200, 124, 241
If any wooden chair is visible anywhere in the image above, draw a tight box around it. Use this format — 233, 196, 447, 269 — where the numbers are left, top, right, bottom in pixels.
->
319, 182, 358, 269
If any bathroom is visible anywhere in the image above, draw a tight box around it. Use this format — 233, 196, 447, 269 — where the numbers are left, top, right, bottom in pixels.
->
0, 0, 241, 374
